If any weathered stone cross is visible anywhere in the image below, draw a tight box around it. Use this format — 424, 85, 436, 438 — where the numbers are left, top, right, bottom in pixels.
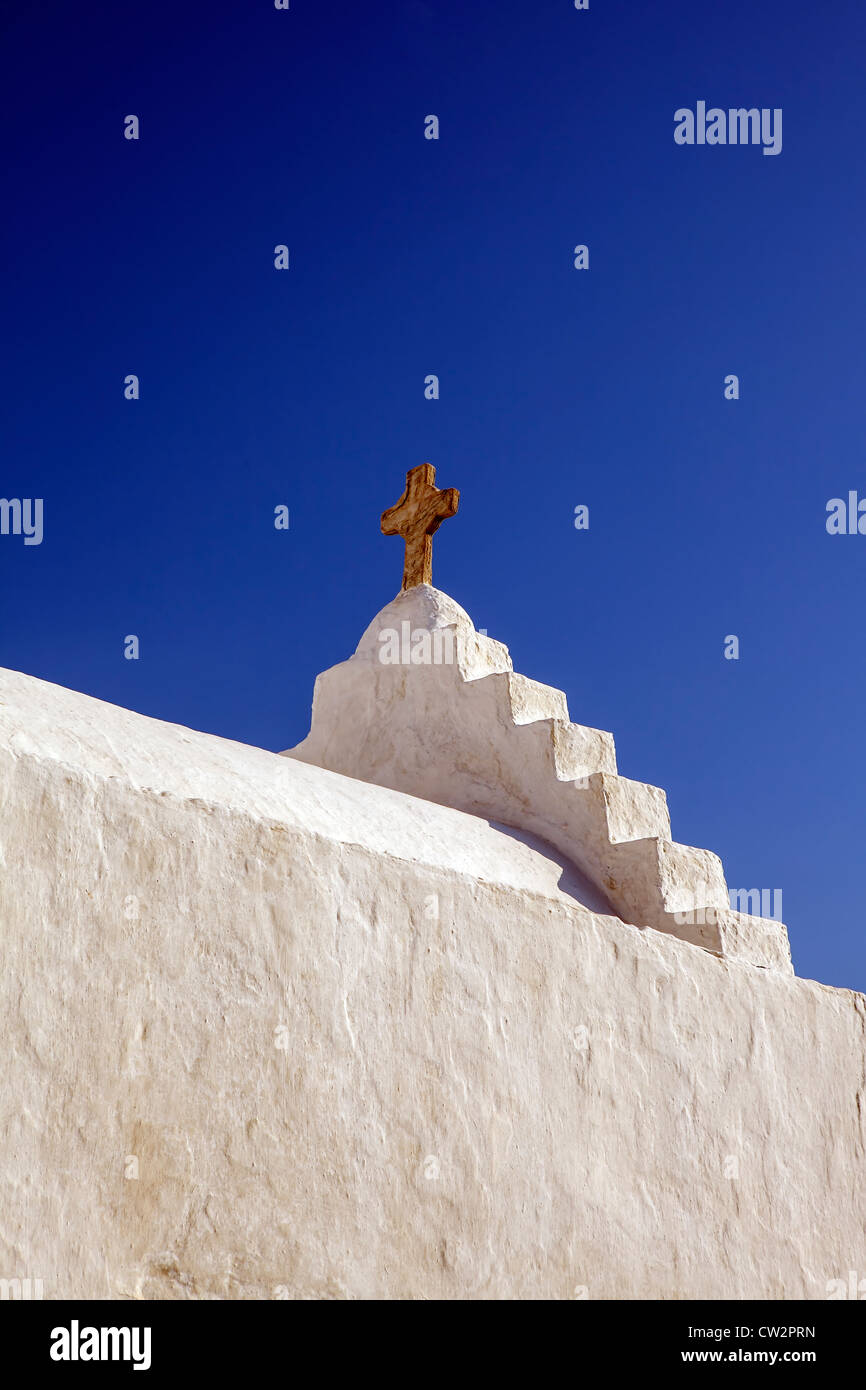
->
380, 463, 459, 591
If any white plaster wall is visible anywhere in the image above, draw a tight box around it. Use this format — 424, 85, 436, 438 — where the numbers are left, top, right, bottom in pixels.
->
0, 669, 863, 1299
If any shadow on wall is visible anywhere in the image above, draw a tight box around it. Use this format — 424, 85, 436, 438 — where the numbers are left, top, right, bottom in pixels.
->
488, 820, 617, 917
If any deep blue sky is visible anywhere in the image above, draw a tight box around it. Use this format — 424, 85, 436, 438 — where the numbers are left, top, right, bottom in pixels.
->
3, 0, 864, 990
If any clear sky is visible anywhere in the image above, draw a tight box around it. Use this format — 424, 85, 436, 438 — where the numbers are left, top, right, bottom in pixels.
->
3, 0, 864, 991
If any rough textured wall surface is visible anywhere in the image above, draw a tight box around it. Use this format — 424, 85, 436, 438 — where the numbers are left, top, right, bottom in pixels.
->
1, 668, 864, 1300
287, 586, 792, 972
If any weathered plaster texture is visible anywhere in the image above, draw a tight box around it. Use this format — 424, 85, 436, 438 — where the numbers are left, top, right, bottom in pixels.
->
287, 587, 791, 972
0, 665, 863, 1300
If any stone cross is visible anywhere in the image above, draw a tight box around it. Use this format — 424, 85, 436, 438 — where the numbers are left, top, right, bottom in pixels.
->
380, 464, 459, 590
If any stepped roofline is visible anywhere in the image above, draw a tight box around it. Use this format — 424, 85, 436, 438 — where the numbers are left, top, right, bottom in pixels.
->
285, 586, 792, 974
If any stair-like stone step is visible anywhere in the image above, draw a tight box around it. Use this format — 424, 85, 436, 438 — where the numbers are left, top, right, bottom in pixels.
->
286, 586, 794, 971
504, 672, 569, 724
603, 838, 729, 932
591, 772, 670, 844
513, 718, 617, 784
